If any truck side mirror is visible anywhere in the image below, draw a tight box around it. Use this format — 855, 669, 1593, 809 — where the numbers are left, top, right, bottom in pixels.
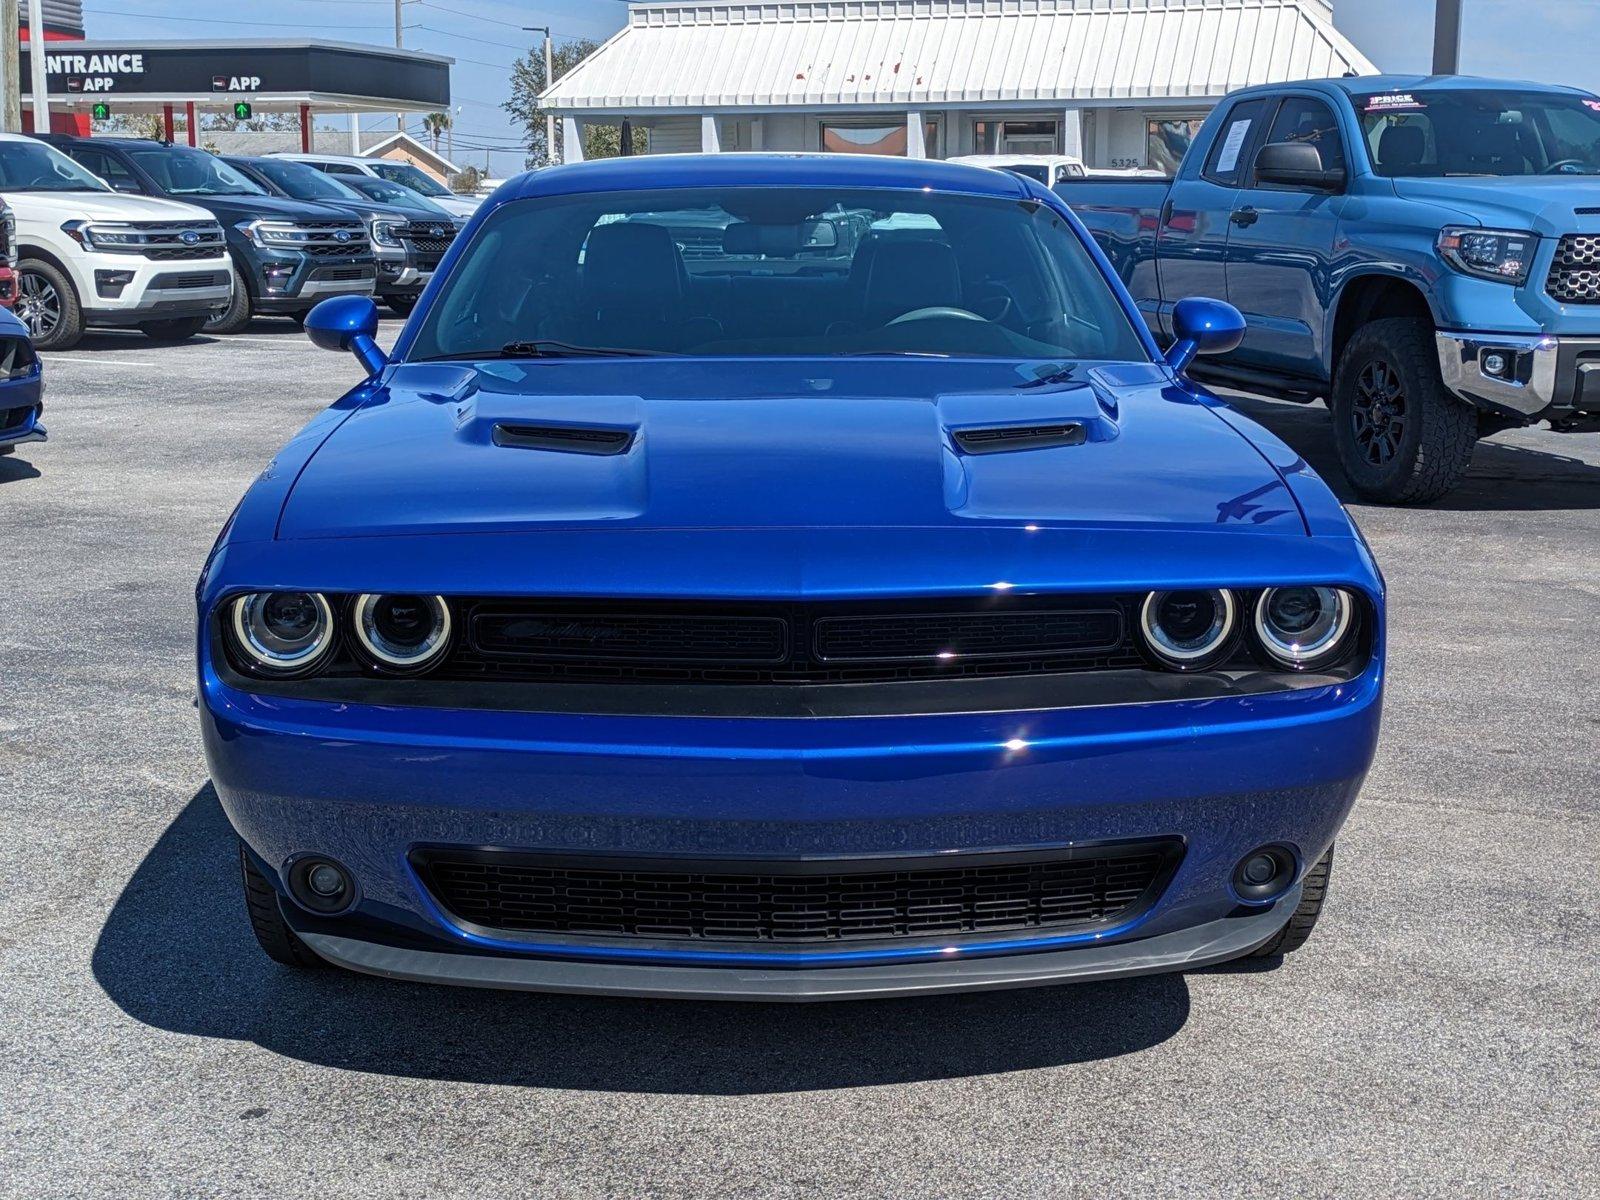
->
1255, 141, 1346, 192
1165, 297, 1246, 374
304, 295, 388, 376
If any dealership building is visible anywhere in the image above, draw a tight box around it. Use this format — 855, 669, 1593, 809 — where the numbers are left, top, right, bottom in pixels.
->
543, 0, 1376, 171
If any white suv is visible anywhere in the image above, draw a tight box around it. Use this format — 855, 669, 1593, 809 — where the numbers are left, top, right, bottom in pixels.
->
0, 134, 232, 350
271, 153, 481, 220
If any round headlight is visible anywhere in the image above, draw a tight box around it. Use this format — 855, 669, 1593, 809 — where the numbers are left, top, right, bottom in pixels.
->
1139, 588, 1237, 670
1254, 586, 1354, 669
229, 591, 334, 675
352, 593, 452, 672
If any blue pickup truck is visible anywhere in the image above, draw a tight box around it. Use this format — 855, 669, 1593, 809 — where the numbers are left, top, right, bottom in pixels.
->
1063, 75, 1600, 503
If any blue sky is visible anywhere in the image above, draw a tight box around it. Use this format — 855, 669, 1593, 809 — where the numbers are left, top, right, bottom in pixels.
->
76, 0, 1600, 175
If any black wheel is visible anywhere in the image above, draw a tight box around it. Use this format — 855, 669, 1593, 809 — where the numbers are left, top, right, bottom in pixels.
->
15, 258, 84, 350
138, 315, 209, 342
1249, 846, 1334, 958
385, 294, 418, 317
1331, 317, 1476, 504
239, 841, 324, 969
203, 263, 253, 335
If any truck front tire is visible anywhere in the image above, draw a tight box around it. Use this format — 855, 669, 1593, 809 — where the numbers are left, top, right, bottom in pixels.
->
204, 263, 253, 335
1331, 318, 1476, 504
16, 259, 84, 351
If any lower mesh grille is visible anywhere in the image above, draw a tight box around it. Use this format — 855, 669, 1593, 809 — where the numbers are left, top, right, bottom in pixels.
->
416, 844, 1180, 944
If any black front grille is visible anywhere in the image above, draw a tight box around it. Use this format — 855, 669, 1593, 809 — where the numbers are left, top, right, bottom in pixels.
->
1548, 235, 1600, 303
416, 844, 1180, 944
396, 223, 456, 256
0, 403, 34, 434
448, 597, 1142, 685
150, 270, 228, 290
144, 244, 222, 261
313, 265, 376, 282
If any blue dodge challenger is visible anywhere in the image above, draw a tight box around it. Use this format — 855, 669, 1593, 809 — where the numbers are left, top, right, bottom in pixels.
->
0, 307, 44, 460
197, 154, 1384, 1001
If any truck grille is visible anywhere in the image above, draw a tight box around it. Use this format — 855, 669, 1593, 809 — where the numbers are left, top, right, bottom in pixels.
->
125, 221, 227, 261
415, 843, 1181, 944
1547, 235, 1600, 303
395, 222, 456, 256
450, 597, 1139, 685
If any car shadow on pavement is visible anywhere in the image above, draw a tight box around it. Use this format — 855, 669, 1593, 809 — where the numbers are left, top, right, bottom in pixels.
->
0, 454, 41, 482
1224, 394, 1600, 511
92, 786, 1192, 1094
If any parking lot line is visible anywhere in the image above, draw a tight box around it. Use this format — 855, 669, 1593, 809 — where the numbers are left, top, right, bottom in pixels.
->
40, 356, 160, 367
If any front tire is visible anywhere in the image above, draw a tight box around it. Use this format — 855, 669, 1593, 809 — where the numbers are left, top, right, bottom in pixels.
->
16, 259, 84, 351
1331, 317, 1476, 504
239, 841, 324, 969
203, 263, 253, 335
138, 315, 208, 342
384, 294, 417, 317
1248, 846, 1334, 958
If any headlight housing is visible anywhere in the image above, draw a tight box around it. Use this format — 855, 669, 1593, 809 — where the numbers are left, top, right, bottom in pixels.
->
369, 216, 404, 248
1437, 226, 1537, 285
228, 591, 335, 676
61, 220, 150, 251
1138, 588, 1237, 670
1253, 587, 1355, 669
238, 219, 319, 249
352, 593, 452, 672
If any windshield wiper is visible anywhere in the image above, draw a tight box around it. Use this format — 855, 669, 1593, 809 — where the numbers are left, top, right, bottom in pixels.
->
417, 340, 671, 362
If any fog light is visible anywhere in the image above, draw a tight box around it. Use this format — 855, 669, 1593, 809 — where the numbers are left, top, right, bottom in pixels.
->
287, 856, 355, 914
1231, 844, 1297, 903
1482, 352, 1508, 378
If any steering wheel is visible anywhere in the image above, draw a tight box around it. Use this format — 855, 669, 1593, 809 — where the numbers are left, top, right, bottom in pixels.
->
1543, 158, 1589, 175
886, 306, 987, 326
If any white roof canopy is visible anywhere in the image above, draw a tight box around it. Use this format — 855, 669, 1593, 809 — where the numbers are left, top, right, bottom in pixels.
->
543, 0, 1376, 114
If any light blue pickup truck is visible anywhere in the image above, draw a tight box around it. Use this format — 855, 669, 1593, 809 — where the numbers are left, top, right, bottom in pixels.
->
1062, 75, 1600, 503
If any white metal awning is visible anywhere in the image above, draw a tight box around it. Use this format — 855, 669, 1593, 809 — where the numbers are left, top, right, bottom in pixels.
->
542, 0, 1377, 114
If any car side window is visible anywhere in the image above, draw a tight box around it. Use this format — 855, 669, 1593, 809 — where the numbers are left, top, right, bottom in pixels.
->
325, 163, 362, 175
68, 146, 139, 192
1255, 97, 1346, 182
1202, 99, 1271, 187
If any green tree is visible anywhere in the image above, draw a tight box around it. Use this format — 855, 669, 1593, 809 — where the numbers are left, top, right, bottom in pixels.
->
450, 164, 484, 195
503, 37, 645, 167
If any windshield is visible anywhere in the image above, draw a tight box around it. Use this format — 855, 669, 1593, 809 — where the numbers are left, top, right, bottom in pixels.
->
247, 158, 362, 201
408, 186, 1147, 363
369, 161, 451, 196
127, 146, 266, 195
340, 174, 453, 213
1358, 89, 1600, 177
0, 140, 108, 192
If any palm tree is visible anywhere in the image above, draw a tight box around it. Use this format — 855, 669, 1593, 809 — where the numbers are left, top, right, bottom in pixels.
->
422, 111, 452, 154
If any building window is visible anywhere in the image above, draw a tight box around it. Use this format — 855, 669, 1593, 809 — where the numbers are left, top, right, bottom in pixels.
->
820, 120, 940, 157
1146, 115, 1209, 175
974, 119, 1060, 155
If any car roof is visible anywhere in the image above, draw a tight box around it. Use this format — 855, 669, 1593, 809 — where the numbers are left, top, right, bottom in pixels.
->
503, 152, 1030, 203
1227, 74, 1594, 101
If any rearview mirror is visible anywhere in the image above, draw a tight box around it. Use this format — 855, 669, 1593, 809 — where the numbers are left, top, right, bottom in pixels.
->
304, 295, 388, 376
1255, 141, 1346, 191
1165, 297, 1246, 374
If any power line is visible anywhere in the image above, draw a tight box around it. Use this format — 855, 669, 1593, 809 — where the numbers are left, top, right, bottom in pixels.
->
83, 6, 408, 28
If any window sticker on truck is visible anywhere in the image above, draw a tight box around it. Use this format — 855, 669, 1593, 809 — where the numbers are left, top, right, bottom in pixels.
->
1215, 119, 1253, 173
1362, 93, 1427, 113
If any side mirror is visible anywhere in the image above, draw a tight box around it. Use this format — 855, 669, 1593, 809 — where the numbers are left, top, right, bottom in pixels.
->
1255, 141, 1346, 192
1165, 297, 1246, 374
304, 295, 388, 376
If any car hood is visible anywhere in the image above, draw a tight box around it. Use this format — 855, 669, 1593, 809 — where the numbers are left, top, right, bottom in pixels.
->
6, 189, 217, 223
1389, 175, 1600, 235
277, 359, 1305, 540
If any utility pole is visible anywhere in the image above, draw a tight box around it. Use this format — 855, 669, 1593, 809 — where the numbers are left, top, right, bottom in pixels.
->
25, 0, 45, 133
394, 0, 404, 132
0, 0, 21, 133
523, 26, 555, 165
1432, 0, 1463, 76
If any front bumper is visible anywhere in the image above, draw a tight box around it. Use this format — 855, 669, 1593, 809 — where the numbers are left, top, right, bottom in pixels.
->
1437, 330, 1600, 425
204, 652, 1381, 998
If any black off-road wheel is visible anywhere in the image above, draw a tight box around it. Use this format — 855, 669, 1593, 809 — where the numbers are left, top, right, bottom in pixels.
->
1331, 317, 1476, 504
138, 315, 209, 342
240, 842, 324, 969
1248, 846, 1334, 958
16, 259, 84, 351
384, 294, 418, 317
203, 263, 253, 335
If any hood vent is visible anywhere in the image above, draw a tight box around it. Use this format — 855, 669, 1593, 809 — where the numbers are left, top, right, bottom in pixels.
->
953, 422, 1087, 455
492, 423, 635, 456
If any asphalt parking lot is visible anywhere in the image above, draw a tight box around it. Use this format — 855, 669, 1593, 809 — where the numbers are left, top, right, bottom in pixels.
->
1, 321, 1596, 1198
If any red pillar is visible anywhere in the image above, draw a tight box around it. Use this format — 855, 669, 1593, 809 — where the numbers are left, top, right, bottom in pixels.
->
162, 105, 175, 143
300, 105, 312, 152
185, 102, 197, 147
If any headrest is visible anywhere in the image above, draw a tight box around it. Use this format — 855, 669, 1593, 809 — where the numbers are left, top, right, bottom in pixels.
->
723, 222, 802, 258
1479, 123, 1523, 164
862, 239, 962, 322
583, 222, 684, 305
1379, 124, 1426, 168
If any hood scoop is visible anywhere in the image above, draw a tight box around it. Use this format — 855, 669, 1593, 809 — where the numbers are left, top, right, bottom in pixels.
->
492, 423, 636, 456
953, 422, 1087, 455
